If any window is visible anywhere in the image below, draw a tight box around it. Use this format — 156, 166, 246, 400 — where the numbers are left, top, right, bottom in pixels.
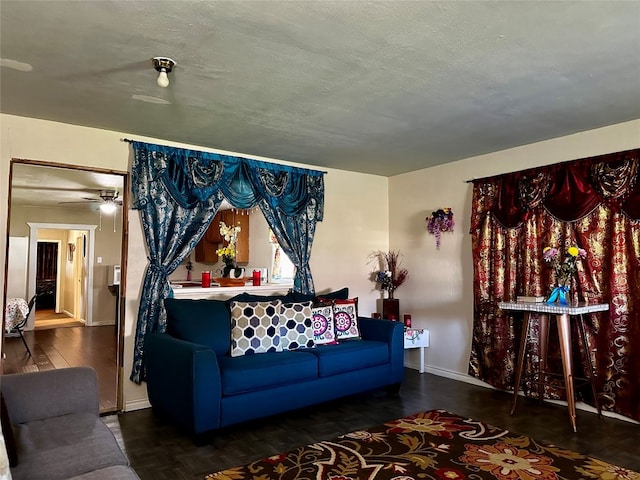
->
269, 231, 295, 283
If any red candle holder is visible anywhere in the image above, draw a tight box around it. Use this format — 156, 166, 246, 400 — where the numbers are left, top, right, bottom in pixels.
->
202, 271, 211, 288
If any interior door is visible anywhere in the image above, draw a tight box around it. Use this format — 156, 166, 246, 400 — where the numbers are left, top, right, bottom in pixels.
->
74, 235, 86, 321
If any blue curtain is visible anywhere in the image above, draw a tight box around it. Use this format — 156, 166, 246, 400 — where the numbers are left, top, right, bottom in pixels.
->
129, 141, 324, 383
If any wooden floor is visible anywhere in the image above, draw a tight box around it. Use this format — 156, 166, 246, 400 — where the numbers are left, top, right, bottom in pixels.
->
108, 370, 640, 480
3, 324, 118, 413
35, 308, 85, 330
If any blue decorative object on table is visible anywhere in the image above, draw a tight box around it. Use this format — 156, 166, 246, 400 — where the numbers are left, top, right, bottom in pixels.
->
546, 285, 569, 305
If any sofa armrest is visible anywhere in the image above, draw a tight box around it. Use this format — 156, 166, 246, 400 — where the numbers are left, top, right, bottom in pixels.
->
145, 333, 222, 435
1, 366, 99, 425
359, 317, 405, 383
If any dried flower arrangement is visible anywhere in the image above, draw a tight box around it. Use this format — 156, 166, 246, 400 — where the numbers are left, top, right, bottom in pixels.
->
369, 250, 408, 299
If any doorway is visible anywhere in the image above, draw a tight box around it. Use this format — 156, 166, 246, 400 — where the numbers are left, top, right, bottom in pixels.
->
26, 223, 97, 329
3, 160, 129, 413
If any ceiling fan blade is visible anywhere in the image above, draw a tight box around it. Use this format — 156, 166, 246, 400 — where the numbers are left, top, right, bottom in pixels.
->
58, 199, 100, 204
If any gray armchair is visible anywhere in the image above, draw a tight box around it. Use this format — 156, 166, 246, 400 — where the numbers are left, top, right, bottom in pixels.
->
1, 367, 139, 480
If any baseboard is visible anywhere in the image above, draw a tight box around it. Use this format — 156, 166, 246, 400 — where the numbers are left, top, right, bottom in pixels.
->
125, 398, 151, 412
422, 364, 495, 389
61, 309, 74, 318
418, 363, 639, 425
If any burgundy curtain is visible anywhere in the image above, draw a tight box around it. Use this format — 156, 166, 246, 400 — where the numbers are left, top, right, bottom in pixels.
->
469, 148, 640, 422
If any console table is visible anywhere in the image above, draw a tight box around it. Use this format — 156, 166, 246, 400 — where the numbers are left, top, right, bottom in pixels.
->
499, 301, 608, 432
404, 328, 429, 373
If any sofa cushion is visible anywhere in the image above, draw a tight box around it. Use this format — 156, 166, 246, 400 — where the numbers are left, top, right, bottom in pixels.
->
230, 301, 283, 357
316, 287, 349, 301
68, 465, 140, 480
309, 340, 389, 377
11, 412, 128, 480
311, 302, 337, 345
287, 291, 316, 303
279, 301, 315, 350
332, 298, 360, 341
164, 298, 231, 355
219, 351, 318, 395
228, 292, 294, 303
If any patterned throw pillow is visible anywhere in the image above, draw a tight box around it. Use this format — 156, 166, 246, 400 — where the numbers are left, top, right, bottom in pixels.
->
230, 300, 282, 357
279, 301, 315, 350
312, 301, 337, 345
333, 297, 360, 341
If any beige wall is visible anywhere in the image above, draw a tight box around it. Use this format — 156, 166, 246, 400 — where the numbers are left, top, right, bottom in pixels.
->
1, 113, 388, 410
389, 119, 640, 381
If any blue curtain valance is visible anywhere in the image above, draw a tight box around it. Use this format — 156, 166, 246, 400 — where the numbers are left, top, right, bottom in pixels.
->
131, 141, 324, 219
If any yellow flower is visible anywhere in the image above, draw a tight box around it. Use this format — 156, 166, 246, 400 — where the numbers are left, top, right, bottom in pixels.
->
543, 246, 551, 253
567, 246, 579, 257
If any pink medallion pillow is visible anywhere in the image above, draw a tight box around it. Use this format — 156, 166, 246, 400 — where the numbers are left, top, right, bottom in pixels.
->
311, 301, 337, 345
332, 297, 360, 341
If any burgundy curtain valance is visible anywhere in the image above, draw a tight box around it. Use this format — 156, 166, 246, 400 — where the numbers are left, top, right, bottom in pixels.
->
470, 148, 640, 230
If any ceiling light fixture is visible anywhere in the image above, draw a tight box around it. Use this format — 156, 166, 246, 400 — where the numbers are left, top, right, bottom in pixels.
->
152, 56, 176, 88
99, 200, 117, 214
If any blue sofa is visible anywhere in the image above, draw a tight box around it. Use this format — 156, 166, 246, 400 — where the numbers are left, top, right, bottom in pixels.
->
144, 292, 404, 436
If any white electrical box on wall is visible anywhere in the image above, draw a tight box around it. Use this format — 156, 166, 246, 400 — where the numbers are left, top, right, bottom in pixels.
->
112, 265, 121, 285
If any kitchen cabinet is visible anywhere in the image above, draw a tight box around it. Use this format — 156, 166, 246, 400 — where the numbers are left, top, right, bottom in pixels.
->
194, 209, 250, 264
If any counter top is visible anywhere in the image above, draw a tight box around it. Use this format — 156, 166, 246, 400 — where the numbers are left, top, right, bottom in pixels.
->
170, 283, 293, 300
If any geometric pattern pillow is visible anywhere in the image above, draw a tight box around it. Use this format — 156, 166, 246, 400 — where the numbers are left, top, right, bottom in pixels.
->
332, 297, 360, 341
279, 301, 315, 350
311, 302, 337, 345
229, 300, 282, 357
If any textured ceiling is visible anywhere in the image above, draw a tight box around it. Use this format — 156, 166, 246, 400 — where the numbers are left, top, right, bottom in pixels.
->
1, 1, 639, 176
11, 163, 124, 210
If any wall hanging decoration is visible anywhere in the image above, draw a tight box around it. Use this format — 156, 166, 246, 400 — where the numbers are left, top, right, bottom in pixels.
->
426, 208, 455, 249
543, 245, 587, 305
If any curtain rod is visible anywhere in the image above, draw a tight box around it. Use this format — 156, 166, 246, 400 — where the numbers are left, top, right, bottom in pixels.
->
121, 138, 328, 175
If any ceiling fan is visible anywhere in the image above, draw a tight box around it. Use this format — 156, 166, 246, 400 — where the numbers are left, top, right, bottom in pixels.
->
59, 189, 122, 213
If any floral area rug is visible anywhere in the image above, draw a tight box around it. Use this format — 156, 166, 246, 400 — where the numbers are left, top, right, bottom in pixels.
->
205, 409, 639, 480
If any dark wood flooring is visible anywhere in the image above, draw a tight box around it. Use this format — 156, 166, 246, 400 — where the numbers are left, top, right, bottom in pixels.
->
3, 325, 118, 413
108, 370, 640, 480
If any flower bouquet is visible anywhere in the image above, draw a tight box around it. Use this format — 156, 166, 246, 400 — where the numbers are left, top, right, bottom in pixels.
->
370, 250, 408, 299
543, 245, 587, 305
216, 221, 241, 277
426, 208, 454, 249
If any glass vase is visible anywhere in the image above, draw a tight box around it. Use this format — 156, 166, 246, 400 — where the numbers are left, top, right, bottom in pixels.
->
546, 285, 569, 305
222, 263, 234, 278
